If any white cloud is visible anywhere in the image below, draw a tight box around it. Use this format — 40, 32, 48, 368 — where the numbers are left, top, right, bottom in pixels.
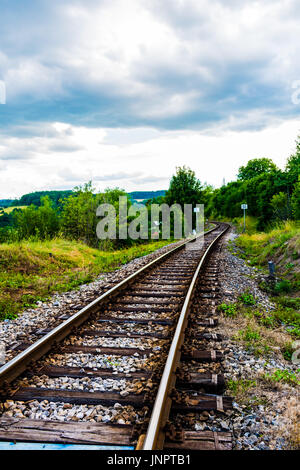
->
1, 0, 300, 198
0, 118, 298, 198
2, 0, 300, 123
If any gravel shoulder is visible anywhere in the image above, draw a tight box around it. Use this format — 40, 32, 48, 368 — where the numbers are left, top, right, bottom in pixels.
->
209, 229, 299, 450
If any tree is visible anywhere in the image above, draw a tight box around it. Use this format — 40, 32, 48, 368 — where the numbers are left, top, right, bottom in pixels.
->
60, 182, 101, 246
0, 211, 13, 228
164, 166, 203, 233
270, 192, 292, 221
237, 158, 278, 181
165, 166, 203, 206
12, 190, 72, 207
285, 137, 300, 189
13, 196, 59, 239
60, 183, 132, 247
291, 178, 300, 220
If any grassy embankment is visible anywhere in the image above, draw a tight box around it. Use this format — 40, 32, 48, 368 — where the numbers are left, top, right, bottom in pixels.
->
0, 238, 172, 321
235, 219, 299, 304
220, 219, 300, 347
218, 219, 299, 370
218, 220, 300, 448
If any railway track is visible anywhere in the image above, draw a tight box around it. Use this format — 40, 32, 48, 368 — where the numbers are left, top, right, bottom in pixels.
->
0, 222, 231, 450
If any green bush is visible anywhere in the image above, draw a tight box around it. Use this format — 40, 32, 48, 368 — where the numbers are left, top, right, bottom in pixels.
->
281, 342, 294, 361
264, 369, 300, 386
276, 296, 300, 310
238, 291, 256, 305
217, 302, 237, 317
227, 378, 257, 395
239, 325, 261, 342
274, 280, 292, 294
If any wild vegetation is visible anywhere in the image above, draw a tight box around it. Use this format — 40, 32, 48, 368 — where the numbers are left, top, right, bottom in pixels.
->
0, 238, 171, 321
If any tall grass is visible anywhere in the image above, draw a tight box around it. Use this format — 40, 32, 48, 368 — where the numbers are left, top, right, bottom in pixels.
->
235, 221, 300, 267
232, 215, 260, 234
0, 238, 172, 320
235, 221, 299, 336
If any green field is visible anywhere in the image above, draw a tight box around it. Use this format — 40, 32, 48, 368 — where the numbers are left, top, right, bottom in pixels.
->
2, 205, 28, 214
0, 238, 172, 321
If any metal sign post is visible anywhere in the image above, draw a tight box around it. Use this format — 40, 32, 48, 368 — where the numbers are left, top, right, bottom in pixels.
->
241, 204, 248, 232
193, 207, 200, 234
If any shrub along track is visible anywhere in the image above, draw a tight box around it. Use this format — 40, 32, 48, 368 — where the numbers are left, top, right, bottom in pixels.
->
0, 223, 231, 450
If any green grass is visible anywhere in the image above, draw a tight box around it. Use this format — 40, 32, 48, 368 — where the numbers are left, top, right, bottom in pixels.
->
0, 238, 172, 321
238, 325, 261, 342
274, 279, 293, 294
226, 378, 271, 411
235, 324, 273, 357
263, 369, 300, 386
220, 296, 300, 357
218, 291, 300, 336
1, 205, 27, 214
217, 302, 237, 317
227, 378, 257, 396
235, 220, 300, 271
220, 297, 300, 364
232, 215, 260, 234
238, 290, 256, 305
229, 221, 300, 352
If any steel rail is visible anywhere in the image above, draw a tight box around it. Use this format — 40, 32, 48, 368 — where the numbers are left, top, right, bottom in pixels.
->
141, 223, 230, 450
0, 224, 219, 388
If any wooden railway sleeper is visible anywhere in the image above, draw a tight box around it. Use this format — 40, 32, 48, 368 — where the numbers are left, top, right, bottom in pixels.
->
164, 422, 184, 443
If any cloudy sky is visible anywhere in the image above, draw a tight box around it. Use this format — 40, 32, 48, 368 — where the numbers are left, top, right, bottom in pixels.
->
0, 0, 300, 199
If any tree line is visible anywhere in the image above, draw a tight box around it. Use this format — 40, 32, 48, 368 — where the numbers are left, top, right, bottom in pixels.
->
148, 142, 299, 231
0, 184, 131, 247
0, 136, 299, 245
204, 149, 299, 229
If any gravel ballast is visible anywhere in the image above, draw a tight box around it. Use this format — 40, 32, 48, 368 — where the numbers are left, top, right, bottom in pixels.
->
203, 229, 299, 450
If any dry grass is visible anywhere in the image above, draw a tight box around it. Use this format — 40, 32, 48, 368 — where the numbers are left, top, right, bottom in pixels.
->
1, 205, 27, 214
219, 314, 292, 356
272, 396, 300, 450
220, 310, 300, 449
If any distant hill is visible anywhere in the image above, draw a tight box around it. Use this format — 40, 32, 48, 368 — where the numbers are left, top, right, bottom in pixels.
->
128, 190, 166, 201
3, 189, 166, 209
12, 190, 73, 207
0, 199, 14, 208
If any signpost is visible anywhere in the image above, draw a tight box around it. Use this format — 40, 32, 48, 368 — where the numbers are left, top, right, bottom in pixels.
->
193, 207, 200, 236
151, 220, 159, 238
241, 204, 248, 232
